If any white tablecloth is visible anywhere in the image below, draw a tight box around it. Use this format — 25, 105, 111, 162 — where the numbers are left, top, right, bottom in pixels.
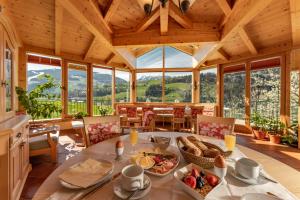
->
33, 132, 299, 200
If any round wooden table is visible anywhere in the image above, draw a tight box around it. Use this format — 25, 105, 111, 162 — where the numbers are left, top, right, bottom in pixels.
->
33, 132, 299, 200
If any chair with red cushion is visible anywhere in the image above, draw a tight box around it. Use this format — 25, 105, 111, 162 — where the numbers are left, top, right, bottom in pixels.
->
190, 106, 204, 133
141, 110, 156, 132
83, 115, 121, 147
196, 115, 235, 139
172, 106, 186, 131
125, 106, 142, 127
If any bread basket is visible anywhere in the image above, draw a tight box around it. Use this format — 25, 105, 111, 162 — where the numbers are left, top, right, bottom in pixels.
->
176, 137, 232, 169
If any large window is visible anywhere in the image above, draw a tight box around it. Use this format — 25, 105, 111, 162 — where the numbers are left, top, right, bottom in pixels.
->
93, 67, 112, 115
290, 70, 299, 124
165, 46, 194, 68
251, 67, 281, 119
200, 68, 217, 103
223, 67, 245, 120
68, 63, 87, 115
165, 72, 192, 102
137, 72, 163, 102
115, 70, 130, 102
27, 62, 62, 119
136, 47, 163, 68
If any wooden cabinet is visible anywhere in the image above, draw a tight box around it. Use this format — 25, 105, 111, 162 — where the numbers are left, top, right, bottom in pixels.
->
0, 115, 31, 200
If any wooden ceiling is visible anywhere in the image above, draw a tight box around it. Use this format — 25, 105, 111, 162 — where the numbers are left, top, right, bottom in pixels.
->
4, 0, 300, 70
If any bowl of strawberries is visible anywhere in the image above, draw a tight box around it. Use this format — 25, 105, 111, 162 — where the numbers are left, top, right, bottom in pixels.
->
174, 163, 221, 199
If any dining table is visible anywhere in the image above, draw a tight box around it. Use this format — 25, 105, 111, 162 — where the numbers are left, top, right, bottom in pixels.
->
33, 132, 299, 200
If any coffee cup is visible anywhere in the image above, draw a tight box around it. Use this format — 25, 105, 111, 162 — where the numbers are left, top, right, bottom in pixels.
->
121, 164, 144, 191
235, 158, 261, 179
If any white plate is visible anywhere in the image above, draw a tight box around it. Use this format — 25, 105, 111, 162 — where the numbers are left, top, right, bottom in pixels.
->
113, 174, 152, 200
241, 193, 282, 200
59, 159, 114, 189
228, 166, 268, 185
145, 152, 180, 177
174, 163, 222, 200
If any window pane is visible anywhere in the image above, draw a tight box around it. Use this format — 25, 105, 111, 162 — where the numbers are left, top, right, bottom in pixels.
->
68, 64, 87, 115
251, 67, 281, 119
165, 72, 192, 102
93, 67, 112, 115
137, 72, 163, 102
5, 44, 13, 112
223, 71, 245, 120
200, 68, 217, 103
290, 71, 299, 124
136, 47, 163, 68
165, 46, 194, 68
115, 70, 130, 102
27, 63, 62, 119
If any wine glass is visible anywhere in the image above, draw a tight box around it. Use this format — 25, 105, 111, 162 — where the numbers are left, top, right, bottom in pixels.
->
224, 131, 236, 151
129, 128, 139, 154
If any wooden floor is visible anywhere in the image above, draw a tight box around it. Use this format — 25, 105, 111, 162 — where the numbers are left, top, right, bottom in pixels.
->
20, 127, 300, 200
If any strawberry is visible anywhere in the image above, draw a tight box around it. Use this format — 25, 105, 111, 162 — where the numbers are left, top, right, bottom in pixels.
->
206, 174, 218, 187
184, 175, 197, 189
191, 168, 200, 178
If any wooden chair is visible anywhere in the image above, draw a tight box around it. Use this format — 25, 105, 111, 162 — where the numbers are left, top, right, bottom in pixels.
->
190, 106, 204, 133
125, 106, 142, 127
116, 105, 128, 128
83, 115, 121, 147
141, 110, 156, 132
196, 115, 235, 139
172, 106, 186, 131
29, 125, 60, 162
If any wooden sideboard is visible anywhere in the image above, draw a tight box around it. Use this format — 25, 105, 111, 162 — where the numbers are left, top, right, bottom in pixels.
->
0, 115, 31, 200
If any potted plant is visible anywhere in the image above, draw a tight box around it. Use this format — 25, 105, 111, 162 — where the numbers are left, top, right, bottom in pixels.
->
73, 111, 88, 120
15, 74, 62, 128
282, 123, 298, 148
266, 118, 285, 144
250, 112, 267, 140
98, 105, 114, 116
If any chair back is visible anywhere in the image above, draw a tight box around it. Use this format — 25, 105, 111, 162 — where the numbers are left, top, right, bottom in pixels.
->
142, 110, 155, 128
173, 107, 185, 118
197, 115, 235, 139
126, 107, 137, 118
83, 115, 121, 147
191, 106, 204, 119
116, 105, 127, 115
142, 106, 153, 113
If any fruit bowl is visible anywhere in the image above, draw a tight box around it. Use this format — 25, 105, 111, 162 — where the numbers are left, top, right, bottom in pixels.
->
173, 163, 221, 200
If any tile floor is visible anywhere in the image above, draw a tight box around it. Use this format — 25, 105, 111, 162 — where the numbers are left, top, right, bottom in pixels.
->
20, 126, 300, 200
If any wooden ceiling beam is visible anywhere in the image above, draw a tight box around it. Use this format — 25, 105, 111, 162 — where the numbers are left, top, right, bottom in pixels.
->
136, 7, 160, 33
55, 0, 63, 55
115, 47, 136, 68
90, 0, 113, 33
58, 0, 134, 70
169, 0, 192, 29
193, 43, 219, 67
170, 45, 194, 55
239, 27, 258, 55
113, 28, 219, 46
216, 0, 232, 17
160, 1, 169, 35
84, 36, 98, 61
105, 53, 115, 64
217, 48, 230, 61
104, 0, 122, 23
290, 0, 300, 46
195, 0, 273, 68
134, 46, 157, 57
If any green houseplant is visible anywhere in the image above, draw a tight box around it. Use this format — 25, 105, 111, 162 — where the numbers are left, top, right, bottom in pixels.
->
98, 105, 114, 116
266, 118, 285, 144
73, 111, 88, 119
250, 112, 268, 140
15, 74, 62, 125
282, 123, 298, 148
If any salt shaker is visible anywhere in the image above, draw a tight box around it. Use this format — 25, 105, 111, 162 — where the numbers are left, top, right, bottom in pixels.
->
115, 140, 124, 160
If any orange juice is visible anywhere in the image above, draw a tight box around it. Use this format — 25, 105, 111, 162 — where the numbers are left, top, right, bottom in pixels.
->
224, 134, 236, 151
130, 128, 138, 146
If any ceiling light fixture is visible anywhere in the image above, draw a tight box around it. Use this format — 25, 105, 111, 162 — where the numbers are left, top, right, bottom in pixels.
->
159, 0, 169, 8
144, 0, 154, 16
178, 0, 190, 13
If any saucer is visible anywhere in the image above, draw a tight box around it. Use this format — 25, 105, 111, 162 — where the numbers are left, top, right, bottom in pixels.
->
113, 175, 152, 200
241, 193, 282, 200
228, 166, 268, 185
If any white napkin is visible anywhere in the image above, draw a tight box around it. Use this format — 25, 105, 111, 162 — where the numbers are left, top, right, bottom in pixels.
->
59, 158, 112, 188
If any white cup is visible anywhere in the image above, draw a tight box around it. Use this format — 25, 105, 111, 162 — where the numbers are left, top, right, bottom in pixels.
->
235, 158, 260, 179
121, 164, 144, 191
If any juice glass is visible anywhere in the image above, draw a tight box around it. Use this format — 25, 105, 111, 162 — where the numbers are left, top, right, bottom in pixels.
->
224, 132, 236, 151
130, 128, 138, 153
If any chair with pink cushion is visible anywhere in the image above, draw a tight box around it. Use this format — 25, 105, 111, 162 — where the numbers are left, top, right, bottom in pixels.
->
141, 110, 156, 132
190, 106, 204, 133
126, 106, 142, 127
83, 115, 121, 147
172, 106, 186, 131
196, 115, 235, 139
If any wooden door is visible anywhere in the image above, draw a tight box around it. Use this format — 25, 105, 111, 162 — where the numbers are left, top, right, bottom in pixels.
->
21, 125, 30, 176
9, 143, 22, 200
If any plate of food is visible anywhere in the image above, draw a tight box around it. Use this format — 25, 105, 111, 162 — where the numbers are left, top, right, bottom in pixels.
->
174, 163, 221, 200
133, 149, 180, 177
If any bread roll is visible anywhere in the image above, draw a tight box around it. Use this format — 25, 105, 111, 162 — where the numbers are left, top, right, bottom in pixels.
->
203, 148, 221, 158
178, 136, 202, 156
187, 147, 202, 156
187, 136, 208, 151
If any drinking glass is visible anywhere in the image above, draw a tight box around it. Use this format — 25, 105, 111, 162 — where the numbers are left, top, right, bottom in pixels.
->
130, 128, 139, 154
224, 132, 236, 151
